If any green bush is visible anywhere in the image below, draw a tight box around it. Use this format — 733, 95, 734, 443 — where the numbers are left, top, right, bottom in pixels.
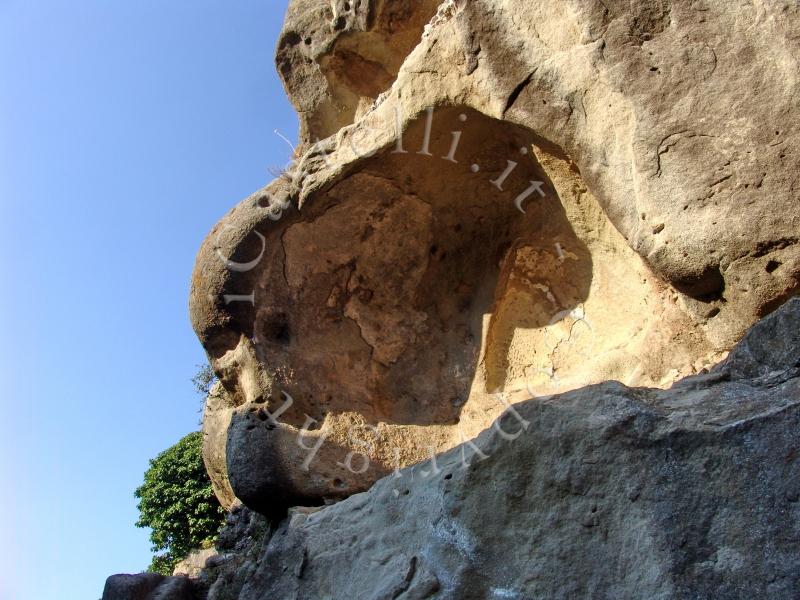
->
135, 431, 225, 575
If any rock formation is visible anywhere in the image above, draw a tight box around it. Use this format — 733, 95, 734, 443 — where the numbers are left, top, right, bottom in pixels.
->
102, 573, 199, 600
173, 549, 218, 579
206, 297, 800, 599
106, 297, 800, 599
100, 0, 800, 597
189, 0, 799, 510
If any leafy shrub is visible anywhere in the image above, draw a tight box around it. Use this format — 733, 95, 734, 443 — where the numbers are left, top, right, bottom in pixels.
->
135, 431, 225, 575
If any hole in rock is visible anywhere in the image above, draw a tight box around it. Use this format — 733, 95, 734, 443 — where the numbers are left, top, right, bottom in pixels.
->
253, 107, 594, 429
262, 313, 291, 345
282, 1, 441, 140
213, 106, 728, 508
674, 264, 725, 301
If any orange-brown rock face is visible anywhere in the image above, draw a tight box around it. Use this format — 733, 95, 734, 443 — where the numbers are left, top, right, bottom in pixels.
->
190, 0, 800, 512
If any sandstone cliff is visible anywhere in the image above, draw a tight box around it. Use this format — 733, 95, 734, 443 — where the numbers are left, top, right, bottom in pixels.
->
107, 299, 800, 599
191, 0, 798, 513
104, 0, 800, 598
216, 299, 800, 599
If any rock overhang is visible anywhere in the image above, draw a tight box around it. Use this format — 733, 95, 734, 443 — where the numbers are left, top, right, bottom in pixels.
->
189, 0, 800, 514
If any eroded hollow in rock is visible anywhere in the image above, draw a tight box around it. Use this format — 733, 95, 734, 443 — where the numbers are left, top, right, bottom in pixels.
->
277, 0, 442, 141
253, 107, 590, 428
319, 1, 442, 101
212, 107, 716, 509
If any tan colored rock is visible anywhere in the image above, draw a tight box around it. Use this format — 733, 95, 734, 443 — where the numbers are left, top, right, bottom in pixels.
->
204, 300, 800, 600
276, 0, 441, 142
172, 547, 217, 579
201, 382, 237, 511
190, 0, 800, 511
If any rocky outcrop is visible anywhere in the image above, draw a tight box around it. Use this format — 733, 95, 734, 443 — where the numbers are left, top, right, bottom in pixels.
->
201, 383, 238, 511
101, 573, 198, 600
276, 0, 442, 142
102, 507, 274, 600
176, 297, 800, 599
104, 300, 800, 597
100, 1, 800, 597
173, 548, 218, 579
190, 0, 800, 511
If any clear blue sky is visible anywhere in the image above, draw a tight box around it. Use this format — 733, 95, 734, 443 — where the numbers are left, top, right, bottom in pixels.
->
0, 1, 295, 598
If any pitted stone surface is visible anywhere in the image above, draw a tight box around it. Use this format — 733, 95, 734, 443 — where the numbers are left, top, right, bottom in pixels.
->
198, 300, 800, 600
190, 0, 800, 509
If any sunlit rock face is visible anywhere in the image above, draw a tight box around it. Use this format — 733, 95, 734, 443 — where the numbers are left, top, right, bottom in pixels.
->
190, 0, 800, 512
276, 0, 442, 142
196, 300, 800, 600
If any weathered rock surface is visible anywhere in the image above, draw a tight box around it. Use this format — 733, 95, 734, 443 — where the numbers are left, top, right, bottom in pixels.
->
190, 0, 800, 509
101, 573, 197, 600
202, 382, 239, 511
277, 0, 442, 141
101, 574, 165, 600
194, 298, 800, 599
173, 548, 218, 579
